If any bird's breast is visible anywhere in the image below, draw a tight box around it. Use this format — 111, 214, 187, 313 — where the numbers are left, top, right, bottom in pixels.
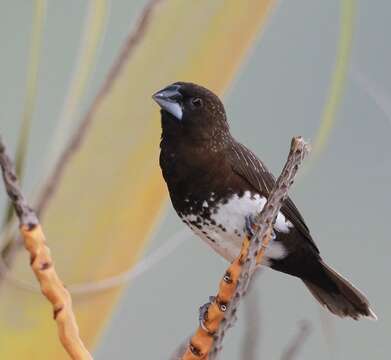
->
178, 190, 293, 263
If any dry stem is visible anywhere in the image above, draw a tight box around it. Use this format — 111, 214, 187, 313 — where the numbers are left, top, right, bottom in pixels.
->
35, 0, 164, 215
0, 137, 92, 360
179, 137, 310, 360
0, 0, 165, 278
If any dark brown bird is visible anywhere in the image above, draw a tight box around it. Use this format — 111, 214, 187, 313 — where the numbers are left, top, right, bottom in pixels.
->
152, 81, 376, 320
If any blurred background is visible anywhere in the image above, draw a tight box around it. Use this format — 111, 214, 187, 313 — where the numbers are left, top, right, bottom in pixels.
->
0, 0, 389, 359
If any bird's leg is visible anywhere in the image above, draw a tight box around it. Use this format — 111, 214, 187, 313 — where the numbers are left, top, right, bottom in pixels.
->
198, 296, 215, 333
244, 214, 257, 238
245, 214, 277, 267
245, 214, 277, 241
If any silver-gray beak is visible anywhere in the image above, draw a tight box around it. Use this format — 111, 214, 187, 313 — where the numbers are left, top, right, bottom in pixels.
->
152, 84, 183, 120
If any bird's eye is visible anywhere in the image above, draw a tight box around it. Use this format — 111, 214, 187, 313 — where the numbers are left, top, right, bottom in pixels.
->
191, 97, 203, 108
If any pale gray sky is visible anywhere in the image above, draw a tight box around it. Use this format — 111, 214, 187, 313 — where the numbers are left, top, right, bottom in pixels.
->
1, 1, 389, 359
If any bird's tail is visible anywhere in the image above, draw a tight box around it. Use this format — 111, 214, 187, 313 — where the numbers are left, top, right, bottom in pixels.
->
303, 261, 377, 320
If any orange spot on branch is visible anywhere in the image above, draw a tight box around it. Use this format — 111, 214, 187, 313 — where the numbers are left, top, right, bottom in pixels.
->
0, 137, 92, 360
180, 137, 310, 360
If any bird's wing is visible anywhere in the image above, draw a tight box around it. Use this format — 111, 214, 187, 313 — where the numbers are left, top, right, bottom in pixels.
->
228, 141, 319, 253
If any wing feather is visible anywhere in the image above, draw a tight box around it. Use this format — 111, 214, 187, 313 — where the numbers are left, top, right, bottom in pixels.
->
228, 141, 319, 253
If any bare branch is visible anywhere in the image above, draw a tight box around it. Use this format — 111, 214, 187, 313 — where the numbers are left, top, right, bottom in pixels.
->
36, 0, 164, 215
0, 0, 165, 274
0, 137, 92, 360
180, 137, 310, 360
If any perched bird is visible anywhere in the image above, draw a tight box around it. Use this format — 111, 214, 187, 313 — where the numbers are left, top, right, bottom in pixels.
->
152, 82, 376, 320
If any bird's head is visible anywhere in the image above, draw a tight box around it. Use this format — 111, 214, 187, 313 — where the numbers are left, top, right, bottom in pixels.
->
152, 82, 229, 142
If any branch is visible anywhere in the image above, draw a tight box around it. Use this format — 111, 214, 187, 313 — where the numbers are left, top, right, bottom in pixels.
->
35, 0, 164, 216
0, 137, 92, 360
0, 0, 165, 277
179, 137, 310, 360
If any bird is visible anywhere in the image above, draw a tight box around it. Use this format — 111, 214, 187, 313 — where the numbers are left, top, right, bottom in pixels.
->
152, 81, 376, 320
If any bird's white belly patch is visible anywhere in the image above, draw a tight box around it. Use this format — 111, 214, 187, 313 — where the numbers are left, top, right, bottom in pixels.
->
180, 191, 292, 263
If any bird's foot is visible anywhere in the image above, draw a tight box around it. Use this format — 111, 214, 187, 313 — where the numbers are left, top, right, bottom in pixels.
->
198, 296, 215, 333
245, 214, 257, 238
245, 214, 277, 241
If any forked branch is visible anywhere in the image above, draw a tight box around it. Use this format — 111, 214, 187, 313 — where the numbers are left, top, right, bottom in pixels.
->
0, 137, 92, 360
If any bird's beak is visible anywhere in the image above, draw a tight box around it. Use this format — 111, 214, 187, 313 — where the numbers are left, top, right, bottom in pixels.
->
152, 84, 183, 120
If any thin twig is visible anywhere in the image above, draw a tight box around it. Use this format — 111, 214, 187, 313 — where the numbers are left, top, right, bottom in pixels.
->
0, 137, 92, 360
35, 0, 164, 215
14, 0, 47, 181
0, 0, 165, 271
280, 320, 312, 360
179, 137, 310, 360
1, 0, 46, 230
0, 227, 188, 296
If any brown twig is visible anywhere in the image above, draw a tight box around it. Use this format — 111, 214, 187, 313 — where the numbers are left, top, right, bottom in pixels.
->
36, 0, 164, 215
280, 320, 312, 360
180, 137, 310, 360
0, 0, 165, 270
0, 137, 92, 360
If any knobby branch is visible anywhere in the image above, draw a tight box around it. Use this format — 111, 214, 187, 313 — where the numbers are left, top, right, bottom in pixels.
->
178, 136, 310, 360
0, 137, 92, 360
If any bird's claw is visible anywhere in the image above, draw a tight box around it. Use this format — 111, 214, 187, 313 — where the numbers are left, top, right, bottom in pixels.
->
245, 214, 277, 241
198, 296, 215, 332
245, 214, 257, 238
